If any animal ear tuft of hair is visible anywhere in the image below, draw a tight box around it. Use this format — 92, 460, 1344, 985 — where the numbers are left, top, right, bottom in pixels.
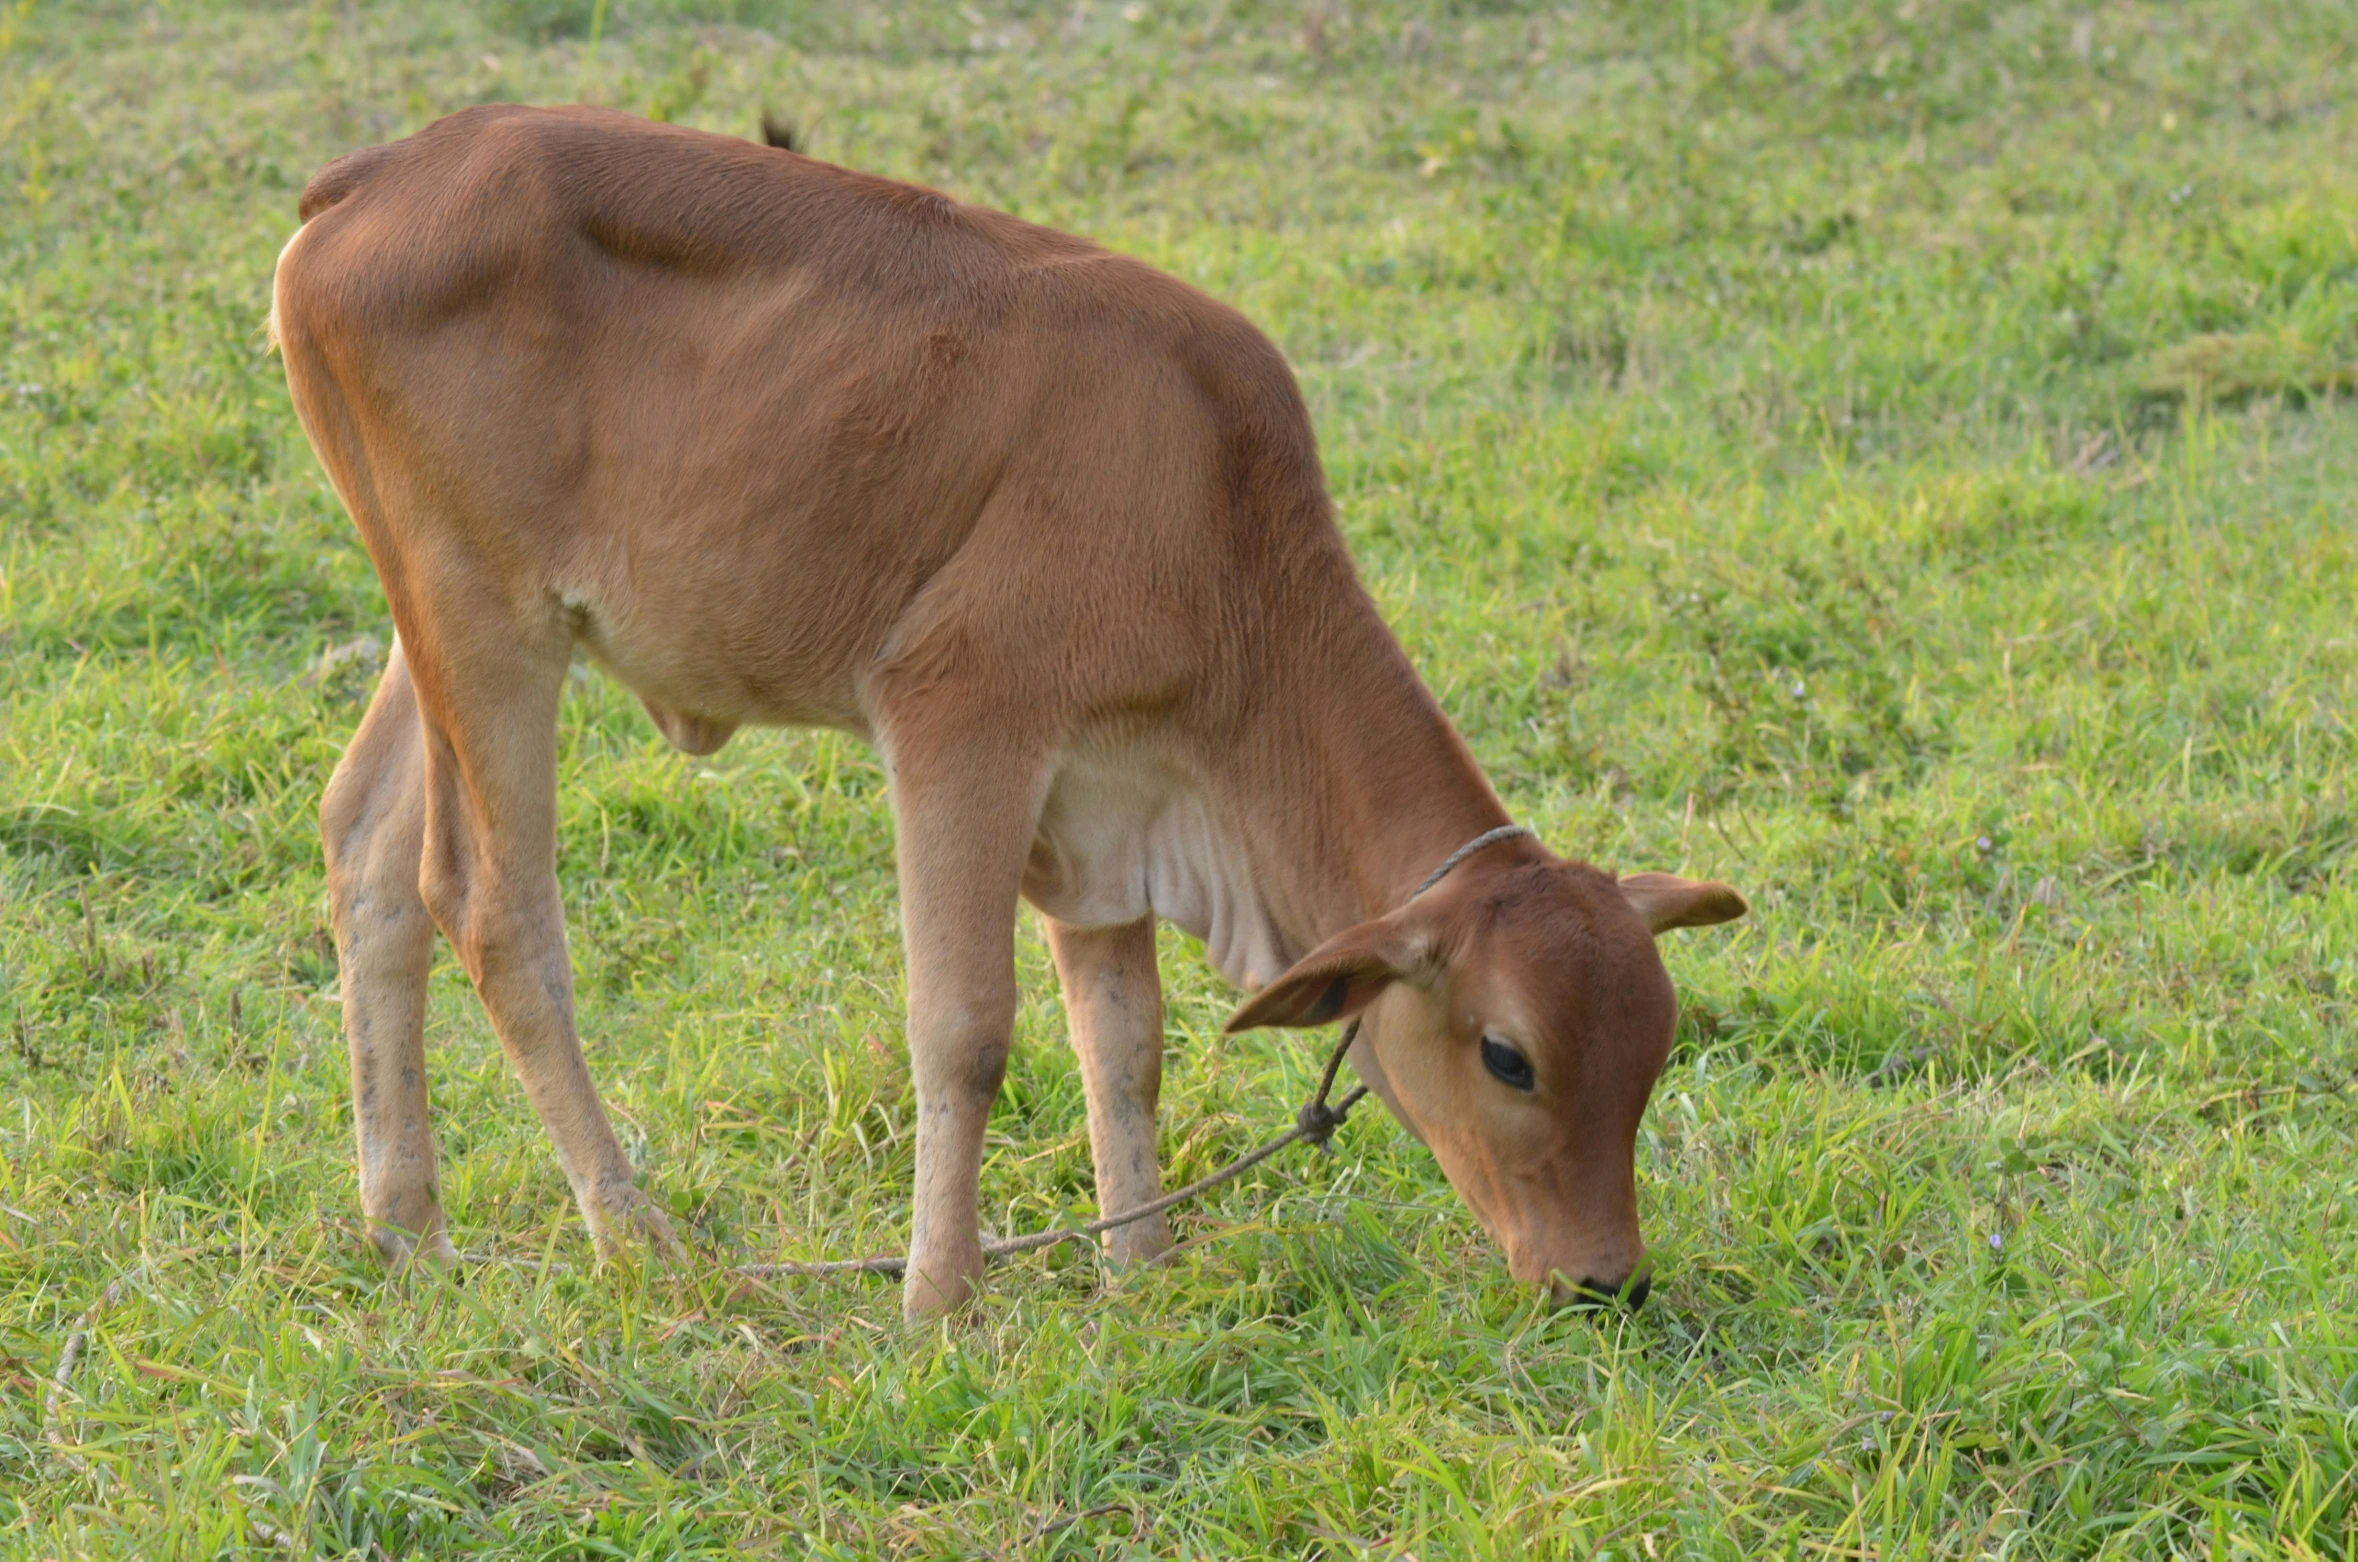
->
760, 111, 800, 154
1223, 918, 1429, 1033
1617, 872, 1748, 935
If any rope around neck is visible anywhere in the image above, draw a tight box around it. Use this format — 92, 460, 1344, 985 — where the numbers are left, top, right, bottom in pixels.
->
1413, 822, 1535, 897
739, 822, 1531, 1281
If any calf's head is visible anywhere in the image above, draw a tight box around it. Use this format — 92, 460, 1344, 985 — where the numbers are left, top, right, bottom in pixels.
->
1226, 850, 1743, 1308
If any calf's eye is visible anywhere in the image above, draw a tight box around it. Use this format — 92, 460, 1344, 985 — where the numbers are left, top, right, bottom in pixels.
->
1480, 1034, 1535, 1092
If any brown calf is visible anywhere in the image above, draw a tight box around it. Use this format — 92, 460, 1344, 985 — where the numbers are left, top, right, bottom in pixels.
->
271, 106, 1744, 1323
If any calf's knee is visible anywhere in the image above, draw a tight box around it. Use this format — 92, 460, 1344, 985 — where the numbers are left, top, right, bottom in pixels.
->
416, 855, 547, 984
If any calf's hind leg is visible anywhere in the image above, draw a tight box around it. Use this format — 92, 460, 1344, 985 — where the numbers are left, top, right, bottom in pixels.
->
399, 601, 683, 1265
323, 640, 455, 1265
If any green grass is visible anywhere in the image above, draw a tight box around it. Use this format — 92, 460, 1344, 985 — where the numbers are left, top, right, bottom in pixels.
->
2, 0, 2355, 1554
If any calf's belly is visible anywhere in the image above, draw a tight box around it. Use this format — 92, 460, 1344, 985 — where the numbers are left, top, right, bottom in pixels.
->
560, 542, 891, 743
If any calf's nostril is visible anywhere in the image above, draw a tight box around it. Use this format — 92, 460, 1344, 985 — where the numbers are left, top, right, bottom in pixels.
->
1561, 1273, 1651, 1312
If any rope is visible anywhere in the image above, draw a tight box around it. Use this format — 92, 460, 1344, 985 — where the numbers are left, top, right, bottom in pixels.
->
737, 820, 1527, 1283
43, 1279, 122, 1472
741, 1021, 1368, 1278
1412, 823, 1534, 897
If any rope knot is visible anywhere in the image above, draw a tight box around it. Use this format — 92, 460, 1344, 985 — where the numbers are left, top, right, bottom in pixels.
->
1296, 1099, 1345, 1148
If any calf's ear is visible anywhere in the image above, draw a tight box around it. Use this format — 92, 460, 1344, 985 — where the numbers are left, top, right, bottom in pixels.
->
1224, 917, 1431, 1033
1618, 872, 1748, 934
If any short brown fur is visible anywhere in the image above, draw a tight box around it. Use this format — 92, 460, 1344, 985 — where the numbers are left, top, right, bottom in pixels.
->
274, 106, 1744, 1322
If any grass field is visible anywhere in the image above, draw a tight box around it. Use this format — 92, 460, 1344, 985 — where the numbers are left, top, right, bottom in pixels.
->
3, 0, 2357, 1555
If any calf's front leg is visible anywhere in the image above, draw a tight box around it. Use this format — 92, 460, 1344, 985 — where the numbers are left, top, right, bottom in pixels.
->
882, 716, 1048, 1325
1043, 915, 1174, 1267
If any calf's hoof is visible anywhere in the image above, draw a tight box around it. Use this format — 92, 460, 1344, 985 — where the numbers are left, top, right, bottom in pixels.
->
1102, 1216, 1176, 1269
584, 1183, 689, 1267
902, 1248, 984, 1326
364, 1218, 459, 1271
